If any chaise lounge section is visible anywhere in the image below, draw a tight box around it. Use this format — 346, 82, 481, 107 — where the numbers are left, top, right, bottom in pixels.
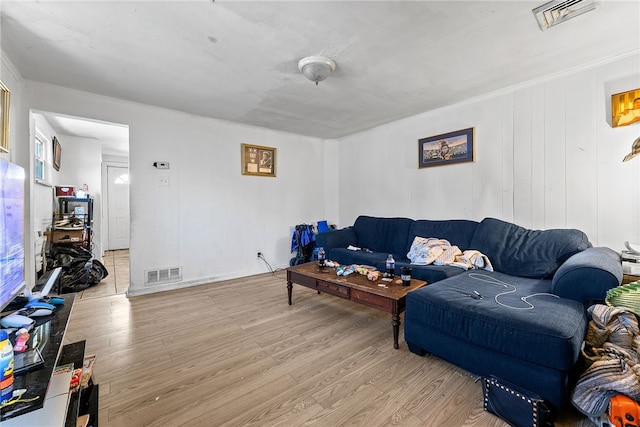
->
316, 215, 622, 410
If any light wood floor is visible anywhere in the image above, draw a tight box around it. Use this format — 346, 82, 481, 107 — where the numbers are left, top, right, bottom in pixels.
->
64, 260, 595, 426
75, 249, 130, 299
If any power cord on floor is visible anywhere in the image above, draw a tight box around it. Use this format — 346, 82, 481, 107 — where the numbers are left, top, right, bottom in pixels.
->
257, 253, 287, 278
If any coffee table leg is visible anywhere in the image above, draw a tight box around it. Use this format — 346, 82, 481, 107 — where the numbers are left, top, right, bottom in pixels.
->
392, 311, 400, 349
287, 281, 293, 305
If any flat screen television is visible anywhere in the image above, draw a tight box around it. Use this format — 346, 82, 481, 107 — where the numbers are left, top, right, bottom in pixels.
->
0, 158, 25, 313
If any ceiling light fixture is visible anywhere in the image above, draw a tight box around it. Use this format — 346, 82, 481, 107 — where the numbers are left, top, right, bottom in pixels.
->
298, 56, 336, 85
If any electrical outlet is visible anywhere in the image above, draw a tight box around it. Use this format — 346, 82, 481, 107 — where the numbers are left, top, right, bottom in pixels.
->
257, 252, 262, 258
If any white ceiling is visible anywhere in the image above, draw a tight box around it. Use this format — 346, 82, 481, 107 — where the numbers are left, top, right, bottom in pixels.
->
38, 112, 130, 157
2, 1, 640, 155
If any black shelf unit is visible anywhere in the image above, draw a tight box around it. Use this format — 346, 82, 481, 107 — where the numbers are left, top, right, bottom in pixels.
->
49, 197, 94, 250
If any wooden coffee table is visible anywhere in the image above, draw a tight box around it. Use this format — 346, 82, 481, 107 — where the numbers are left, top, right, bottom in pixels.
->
286, 262, 427, 349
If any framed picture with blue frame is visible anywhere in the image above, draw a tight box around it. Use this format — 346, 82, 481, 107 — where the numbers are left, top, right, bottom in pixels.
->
418, 127, 475, 169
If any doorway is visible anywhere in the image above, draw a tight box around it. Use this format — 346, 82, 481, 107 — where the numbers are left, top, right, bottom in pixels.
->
106, 165, 130, 250
30, 110, 130, 292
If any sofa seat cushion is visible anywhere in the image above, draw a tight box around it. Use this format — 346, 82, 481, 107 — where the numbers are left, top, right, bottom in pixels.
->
469, 218, 591, 279
327, 248, 388, 267
405, 270, 587, 371
392, 260, 465, 284
352, 216, 413, 257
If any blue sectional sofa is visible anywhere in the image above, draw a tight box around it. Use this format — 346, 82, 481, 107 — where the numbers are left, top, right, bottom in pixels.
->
315, 215, 622, 410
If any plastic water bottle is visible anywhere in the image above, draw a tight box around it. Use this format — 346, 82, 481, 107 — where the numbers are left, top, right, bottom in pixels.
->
0, 330, 14, 405
318, 247, 326, 268
386, 254, 395, 277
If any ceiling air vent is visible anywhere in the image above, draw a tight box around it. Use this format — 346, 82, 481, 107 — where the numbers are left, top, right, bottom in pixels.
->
533, 0, 599, 31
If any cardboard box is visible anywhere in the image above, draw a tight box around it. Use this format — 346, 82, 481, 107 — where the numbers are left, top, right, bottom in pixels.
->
45, 229, 83, 243
55, 186, 74, 196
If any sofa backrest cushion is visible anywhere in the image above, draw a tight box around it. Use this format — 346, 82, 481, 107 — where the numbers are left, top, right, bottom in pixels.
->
353, 216, 413, 257
407, 219, 479, 253
469, 217, 592, 279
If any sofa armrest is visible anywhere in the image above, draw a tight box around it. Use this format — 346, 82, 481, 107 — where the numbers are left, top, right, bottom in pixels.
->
315, 227, 357, 251
552, 247, 622, 306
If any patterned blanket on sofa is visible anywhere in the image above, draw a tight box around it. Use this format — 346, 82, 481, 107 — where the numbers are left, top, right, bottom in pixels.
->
406, 236, 493, 271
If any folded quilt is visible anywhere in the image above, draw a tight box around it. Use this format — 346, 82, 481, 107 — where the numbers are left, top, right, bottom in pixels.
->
406, 237, 493, 271
571, 304, 640, 416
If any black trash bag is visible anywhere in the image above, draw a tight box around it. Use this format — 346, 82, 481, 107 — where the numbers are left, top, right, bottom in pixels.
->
59, 261, 93, 293
88, 259, 109, 284
47, 245, 110, 293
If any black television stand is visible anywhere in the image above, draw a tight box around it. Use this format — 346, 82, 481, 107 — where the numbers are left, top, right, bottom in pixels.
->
0, 293, 99, 426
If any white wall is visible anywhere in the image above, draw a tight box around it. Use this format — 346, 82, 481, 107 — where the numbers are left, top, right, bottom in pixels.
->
31, 113, 57, 272
336, 53, 640, 251
14, 81, 327, 296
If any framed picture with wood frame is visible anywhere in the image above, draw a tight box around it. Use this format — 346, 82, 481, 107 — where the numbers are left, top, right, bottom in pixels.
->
53, 137, 62, 171
0, 80, 10, 153
612, 88, 640, 128
241, 143, 276, 177
418, 127, 475, 169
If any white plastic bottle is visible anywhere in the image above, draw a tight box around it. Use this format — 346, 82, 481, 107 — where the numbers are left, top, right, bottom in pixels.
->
0, 330, 14, 405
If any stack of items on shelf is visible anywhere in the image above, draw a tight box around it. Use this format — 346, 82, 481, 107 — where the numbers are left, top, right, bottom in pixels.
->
67, 354, 96, 394
622, 242, 640, 276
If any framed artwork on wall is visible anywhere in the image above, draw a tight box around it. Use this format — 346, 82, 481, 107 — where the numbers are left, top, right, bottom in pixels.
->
0, 80, 10, 153
418, 127, 475, 169
612, 88, 640, 128
241, 143, 276, 177
53, 137, 62, 171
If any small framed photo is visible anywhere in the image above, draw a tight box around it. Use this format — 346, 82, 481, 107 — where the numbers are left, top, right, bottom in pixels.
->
241, 143, 276, 177
53, 137, 62, 171
419, 127, 475, 169
612, 88, 640, 128
0, 80, 10, 153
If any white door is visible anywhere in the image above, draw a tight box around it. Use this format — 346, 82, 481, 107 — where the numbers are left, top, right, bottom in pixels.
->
107, 166, 130, 250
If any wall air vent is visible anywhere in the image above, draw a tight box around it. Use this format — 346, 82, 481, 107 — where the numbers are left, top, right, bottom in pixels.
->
145, 266, 182, 286
533, 0, 599, 31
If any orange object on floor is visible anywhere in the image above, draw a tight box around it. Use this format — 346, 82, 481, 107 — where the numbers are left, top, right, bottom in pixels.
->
609, 395, 640, 427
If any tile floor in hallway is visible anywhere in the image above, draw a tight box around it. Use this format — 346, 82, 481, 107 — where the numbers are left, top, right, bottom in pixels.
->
77, 249, 129, 299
